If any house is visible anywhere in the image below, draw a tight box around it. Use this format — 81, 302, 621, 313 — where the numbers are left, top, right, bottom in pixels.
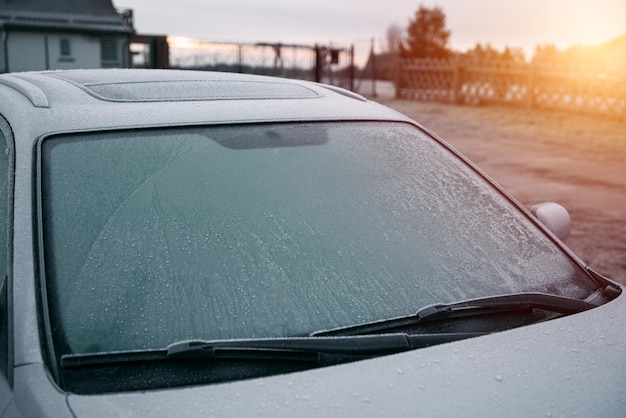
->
0, 0, 134, 73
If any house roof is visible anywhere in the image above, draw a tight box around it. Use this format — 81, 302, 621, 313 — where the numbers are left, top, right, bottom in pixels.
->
0, 0, 134, 34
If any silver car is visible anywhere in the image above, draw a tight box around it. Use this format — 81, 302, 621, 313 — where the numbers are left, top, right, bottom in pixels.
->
0, 69, 624, 417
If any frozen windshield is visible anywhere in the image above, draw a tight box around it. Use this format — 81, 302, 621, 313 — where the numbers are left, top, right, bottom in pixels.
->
40, 122, 596, 355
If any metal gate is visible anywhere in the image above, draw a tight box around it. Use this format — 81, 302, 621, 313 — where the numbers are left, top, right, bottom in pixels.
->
168, 38, 355, 91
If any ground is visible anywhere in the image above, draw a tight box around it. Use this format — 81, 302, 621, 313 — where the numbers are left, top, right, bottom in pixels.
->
375, 96, 626, 285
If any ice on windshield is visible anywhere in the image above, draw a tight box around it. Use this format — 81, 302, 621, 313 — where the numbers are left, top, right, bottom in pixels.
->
40, 122, 595, 354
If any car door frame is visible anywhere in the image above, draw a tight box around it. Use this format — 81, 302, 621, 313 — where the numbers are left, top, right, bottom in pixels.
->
0, 114, 15, 416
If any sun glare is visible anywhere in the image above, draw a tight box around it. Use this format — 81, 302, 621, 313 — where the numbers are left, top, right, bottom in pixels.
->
167, 36, 208, 50
559, 3, 625, 47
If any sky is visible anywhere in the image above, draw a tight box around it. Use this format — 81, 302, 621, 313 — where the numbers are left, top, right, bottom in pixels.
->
113, 0, 626, 59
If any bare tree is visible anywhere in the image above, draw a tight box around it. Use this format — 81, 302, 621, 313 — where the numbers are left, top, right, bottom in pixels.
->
386, 24, 403, 54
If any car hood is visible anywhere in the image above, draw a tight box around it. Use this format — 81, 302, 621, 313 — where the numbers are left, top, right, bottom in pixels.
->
67, 288, 626, 417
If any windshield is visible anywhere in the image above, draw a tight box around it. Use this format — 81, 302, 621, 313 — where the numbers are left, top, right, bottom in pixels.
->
40, 122, 596, 356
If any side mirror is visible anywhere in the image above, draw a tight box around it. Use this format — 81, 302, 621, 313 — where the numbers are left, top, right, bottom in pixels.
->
530, 202, 571, 241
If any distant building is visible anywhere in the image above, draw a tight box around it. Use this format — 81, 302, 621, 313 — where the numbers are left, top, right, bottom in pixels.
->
130, 34, 170, 69
0, 0, 134, 73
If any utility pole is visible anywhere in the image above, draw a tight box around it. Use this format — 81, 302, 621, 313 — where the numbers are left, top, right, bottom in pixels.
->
370, 38, 377, 98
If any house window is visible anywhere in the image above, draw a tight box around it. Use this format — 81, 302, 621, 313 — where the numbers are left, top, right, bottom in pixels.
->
60, 38, 71, 57
100, 38, 119, 65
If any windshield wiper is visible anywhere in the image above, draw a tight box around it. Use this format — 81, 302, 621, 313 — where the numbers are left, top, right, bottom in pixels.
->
60, 292, 603, 369
60, 332, 487, 369
314, 292, 599, 337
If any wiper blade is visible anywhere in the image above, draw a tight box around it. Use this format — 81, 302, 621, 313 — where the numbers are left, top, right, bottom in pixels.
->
415, 292, 598, 322
165, 333, 486, 359
166, 335, 411, 359
315, 292, 598, 337
60, 332, 487, 369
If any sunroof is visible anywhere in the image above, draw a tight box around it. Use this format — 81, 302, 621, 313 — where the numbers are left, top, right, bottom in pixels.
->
84, 80, 320, 102
46, 72, 321, 102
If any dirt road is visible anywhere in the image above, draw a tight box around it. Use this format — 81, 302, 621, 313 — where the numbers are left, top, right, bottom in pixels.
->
379, 98, 626, 284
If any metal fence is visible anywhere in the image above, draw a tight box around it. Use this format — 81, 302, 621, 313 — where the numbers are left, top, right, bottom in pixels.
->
398, 58, 626, 120
169, 39, 355, 91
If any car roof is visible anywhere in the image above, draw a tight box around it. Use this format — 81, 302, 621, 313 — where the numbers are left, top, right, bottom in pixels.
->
1, 69, 357, 104
0, 69, 411, 141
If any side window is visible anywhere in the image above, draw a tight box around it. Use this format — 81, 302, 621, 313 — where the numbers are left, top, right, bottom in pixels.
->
0, 121, 10, 379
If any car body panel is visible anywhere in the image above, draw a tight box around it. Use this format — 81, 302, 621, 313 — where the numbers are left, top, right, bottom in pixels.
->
11, 364, 71, 418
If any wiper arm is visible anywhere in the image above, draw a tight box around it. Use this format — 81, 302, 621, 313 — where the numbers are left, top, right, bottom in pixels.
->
60, 332, 487, 369
314, 292, 598, 337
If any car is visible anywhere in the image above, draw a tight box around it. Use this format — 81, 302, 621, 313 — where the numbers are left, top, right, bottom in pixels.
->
0, 69, 624, 417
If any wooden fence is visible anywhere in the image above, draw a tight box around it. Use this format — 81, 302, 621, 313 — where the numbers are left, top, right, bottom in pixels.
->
397, 58, 626, 120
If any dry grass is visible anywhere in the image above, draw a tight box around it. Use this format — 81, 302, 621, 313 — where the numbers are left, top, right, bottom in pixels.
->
378, 98, 626, 284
